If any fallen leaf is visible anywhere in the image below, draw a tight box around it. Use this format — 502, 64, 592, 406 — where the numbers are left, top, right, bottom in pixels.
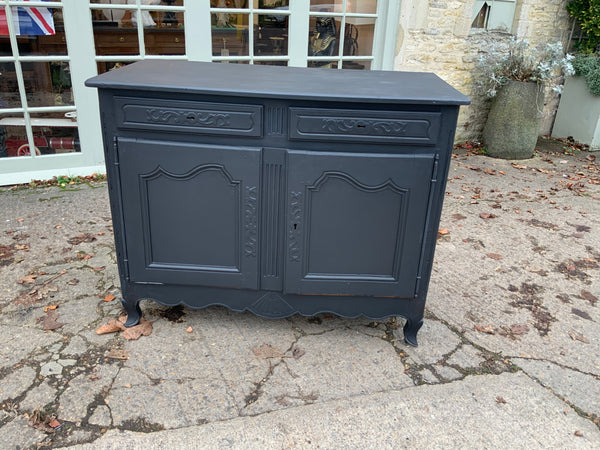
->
574, 430, 584, 437
579, 290, 598, 306
93, 266, 106, 272
509, 324, 529, 335
291, 347, 306, 359
566, 265, 576, 272
451, 214, 467, 220
475, 325, 496, 335
17, 218, 24, 222
496, 396, 507, 404
55, 225, 63, 229
512, 163, 527, 170
107, 348, 130, 360
186, 326, 193, 333
29, 284, 58, 301
88, 373, 101, 381
97, 231, 105, 236
586, 154, 596, 162
67, 233, 97, 245
18, 274, 37, 285
38, 310, 65, 331
43, 304, 58, 312
486, 253, 503, 260
568, 330, 590, 344
28, 409, 57, 433
252, 343, 284, 359
103, 294, 116, 302
67, 278, 79, 285
96, 320, 125, 335
479, 213, 496, 219
438, 228, 450, 235
48, 419, 61, 429
122, 318, 153, 340
484, 168, 497, 175
499, 171, 506, 175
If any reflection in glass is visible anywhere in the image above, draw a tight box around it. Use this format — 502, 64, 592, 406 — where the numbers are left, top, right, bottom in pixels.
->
212, 14, 249, 57
24, 61, 73, 108
0, 62, 22, 109
344, 17, 374, 56
342, 59, 370, 70
308, 16, 340, 62
96, 61, 133, 76
310, 0, 377, 14
93, 9, 139, 56
31, 111, 80, 157
254, 60, 287, 66
256, 14, 287, 56
308, 60, 338, 69
0, 117, 25, 159
257, 0, 289, 10
145, 10, 185, 55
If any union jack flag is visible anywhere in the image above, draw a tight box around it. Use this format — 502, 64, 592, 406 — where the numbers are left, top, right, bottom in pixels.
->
0, 0, 55, 36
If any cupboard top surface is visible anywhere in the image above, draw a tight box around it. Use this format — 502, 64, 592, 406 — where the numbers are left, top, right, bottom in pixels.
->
85, 60, 470, 106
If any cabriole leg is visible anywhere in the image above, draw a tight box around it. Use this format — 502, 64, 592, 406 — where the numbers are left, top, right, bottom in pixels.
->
403, 317, 424, 347
121, 297, 142, 327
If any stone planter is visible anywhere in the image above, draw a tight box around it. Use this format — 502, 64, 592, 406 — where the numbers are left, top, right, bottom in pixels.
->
552, 77, 600, 150
482, 80, 544, 159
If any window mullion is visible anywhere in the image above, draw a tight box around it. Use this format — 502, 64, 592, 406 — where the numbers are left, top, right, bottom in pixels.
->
185, 0, 212, 61
288, 0, 310, 67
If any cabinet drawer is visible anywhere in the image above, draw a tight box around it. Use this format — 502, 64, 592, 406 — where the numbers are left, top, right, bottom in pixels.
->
115, 97, 263, 137
289, 107, 441, 145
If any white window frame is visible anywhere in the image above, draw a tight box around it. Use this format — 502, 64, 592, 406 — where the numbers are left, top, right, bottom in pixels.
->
1, 0, 396, 185
472, 0, 517, 33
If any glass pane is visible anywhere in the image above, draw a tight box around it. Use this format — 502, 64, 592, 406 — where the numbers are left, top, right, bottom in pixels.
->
31, 111, 80, 157
308, 60, 338, 69
344, 18, 374, 56
13, 7, 66, 56
0, 34, 12, 57
310, 0, 377, 14
308, 16, 340, 58
341, 59, 370, 70
96, 60, 134, 76
93, 9, 139, 56
215, 60, 249, 64
0, 61, 21, 109
0, 118, 31, 159
256, 0, 289, 9
24, 61, 73, 108
212, 14, 249, 57
256, 14, 287, 56
145, 11, 185, 56
254, 60, 287, 66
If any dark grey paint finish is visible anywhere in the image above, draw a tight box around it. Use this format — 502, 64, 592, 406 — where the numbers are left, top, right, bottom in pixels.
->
86, 60, 469, 346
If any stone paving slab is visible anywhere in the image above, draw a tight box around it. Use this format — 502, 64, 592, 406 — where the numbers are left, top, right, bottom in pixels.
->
70, 373, 600, 449
0, 142, 598, 447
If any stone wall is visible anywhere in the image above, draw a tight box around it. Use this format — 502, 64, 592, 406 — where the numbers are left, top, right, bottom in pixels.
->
394, 0, 572, 142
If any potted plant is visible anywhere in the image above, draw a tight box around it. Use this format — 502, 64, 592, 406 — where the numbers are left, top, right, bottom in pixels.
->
552, 1, 600, 149
477, 38, 574, 159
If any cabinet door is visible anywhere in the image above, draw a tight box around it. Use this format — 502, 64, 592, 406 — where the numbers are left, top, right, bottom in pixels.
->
118, 138, 260, 289
285, 150, 436, 298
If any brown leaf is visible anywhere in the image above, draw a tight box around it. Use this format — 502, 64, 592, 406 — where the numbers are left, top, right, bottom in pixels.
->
122, 318, 153, 340
18, 274, 37, 285
96, 319, 125, 335
107, 348, 130, 360
252, 343, 284, 359
43, 304, 58, 312
93, 266, 106, 272
568, 330, 590, 344
586, 154, 596, 162
67, 278, 79, 285
512, 163, 527, 170
479, 213, 496, 219
31, 284, 58, 301
451, 214, 467, 221
496, 396, 507, 404
580, 290, 598, 306
292, 347, 306, 359
38, 310, 65, 331
438, 228, 450, 236
28, 409, 56, 433
486, 253, 503, 260
574, 430, 584, 437
103, 294, 116, 302
186, 326, 193, 333
48, 419, 61, 429
484, 168, 497, 175
67, 233, 97, 245
475, 325, 496, 335
509, 324, 529, 335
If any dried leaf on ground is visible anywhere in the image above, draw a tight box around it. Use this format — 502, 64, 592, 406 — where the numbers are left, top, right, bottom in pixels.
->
484, 168, 497, 175
291, 347, 306, 359
479, 213, 496, 219
18, 274, 37, 284
568, 330, 590, 344
252, 343, 284, 359
43, 304, 58, 312
579, 290, 598, 306
107, 348, 130, 360
30, 284, 58, 301
474, 325, 496, 335
486, 253, 503, 260
438, 228, 450, 235
451, 214, 467, 220
96, 319, 126, 335
28, 409, 58, 433
512, 163, 527, 170
186, 326, 193, 333
510, 324, 530, 335
37, 310, 65, 331
122, 318, 153, 340
103, 294, 116, 302
67, 233, 97, 245
496, 396, 507, 404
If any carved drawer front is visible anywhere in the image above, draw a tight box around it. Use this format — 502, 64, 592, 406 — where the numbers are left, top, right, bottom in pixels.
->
115, 97, 263, 137
289, 108, 441, 145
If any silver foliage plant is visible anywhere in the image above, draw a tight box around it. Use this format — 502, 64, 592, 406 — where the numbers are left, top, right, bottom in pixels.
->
476, 37, 575, 98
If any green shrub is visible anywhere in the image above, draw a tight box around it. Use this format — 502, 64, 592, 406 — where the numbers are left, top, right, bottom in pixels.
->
567, 0, 600, 53
572, 53, 600, 95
